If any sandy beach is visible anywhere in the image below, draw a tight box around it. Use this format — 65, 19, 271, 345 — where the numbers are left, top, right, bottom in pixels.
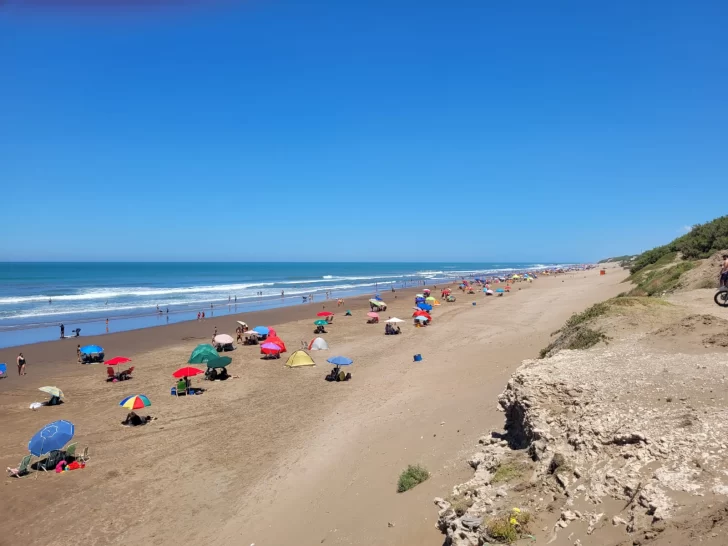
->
0, 268, 626, 546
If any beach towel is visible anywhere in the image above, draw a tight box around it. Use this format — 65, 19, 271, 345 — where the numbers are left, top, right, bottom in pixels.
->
29, 402, 42, 410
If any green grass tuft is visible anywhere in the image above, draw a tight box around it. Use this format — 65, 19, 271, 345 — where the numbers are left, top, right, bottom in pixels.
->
485, 510, 532, 543
397, 464, 430, 493
491, 462, 526, 484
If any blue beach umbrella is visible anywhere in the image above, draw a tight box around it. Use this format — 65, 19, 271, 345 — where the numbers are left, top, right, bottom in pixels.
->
417, 303, 433, 311
374, 294, 383, 301
80, 345, 103, 354
496, 288, 505, 293
327, 356, 353, 366
28, 420, 75, 456
415, 297, 426, 304
253, 326, 269, 336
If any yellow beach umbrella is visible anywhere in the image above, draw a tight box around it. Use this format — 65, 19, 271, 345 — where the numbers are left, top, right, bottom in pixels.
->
39, 386, 64, 398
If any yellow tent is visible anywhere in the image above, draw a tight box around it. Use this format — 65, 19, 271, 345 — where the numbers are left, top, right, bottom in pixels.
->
285, 350, 315, 368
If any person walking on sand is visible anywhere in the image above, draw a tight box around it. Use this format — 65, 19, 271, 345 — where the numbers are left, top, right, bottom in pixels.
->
77, 344, 82, 363
17, 353, 26, 376
214, 326, 218, 337
197, 312, 201, 321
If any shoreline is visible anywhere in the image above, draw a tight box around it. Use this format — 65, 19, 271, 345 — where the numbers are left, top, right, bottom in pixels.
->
0, 266, 575, 349
0, 283, 439, 384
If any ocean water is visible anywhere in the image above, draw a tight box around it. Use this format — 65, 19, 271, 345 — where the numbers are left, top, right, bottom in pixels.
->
0, 262, 563, 347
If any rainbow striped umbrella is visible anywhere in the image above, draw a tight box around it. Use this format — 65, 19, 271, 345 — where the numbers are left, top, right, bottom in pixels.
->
119, 395, 151, 410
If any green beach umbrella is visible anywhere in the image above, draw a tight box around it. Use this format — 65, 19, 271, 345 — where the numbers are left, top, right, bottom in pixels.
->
314, 319, 328, 326
188, 344, 219, 364
206, 356, 232, 369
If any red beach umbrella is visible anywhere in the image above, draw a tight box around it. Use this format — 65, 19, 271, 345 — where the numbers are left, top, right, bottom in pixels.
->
172, 367, 204, 378
267, 327, 277, 337
413, 311, 432, 320
367, 312, 379, 318
317, 311, 334, 317
105, 357, 131, 366
266, 336, 287, 352
260, 342, 283, 355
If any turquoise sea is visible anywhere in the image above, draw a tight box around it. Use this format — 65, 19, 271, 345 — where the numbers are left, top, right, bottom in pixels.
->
0, 262, 568, 347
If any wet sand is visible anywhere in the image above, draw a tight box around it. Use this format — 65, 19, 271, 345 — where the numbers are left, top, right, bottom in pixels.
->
0, 269, 627, 546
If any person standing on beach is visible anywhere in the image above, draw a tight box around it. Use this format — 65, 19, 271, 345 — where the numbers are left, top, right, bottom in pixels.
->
60, 323, 64, 338
234, 295, 237, 303
214, 326, 218, 337
105, 318, 109, 333
77, 344, 81, 363
281, 290, 284, 299
17, 353, 26, 376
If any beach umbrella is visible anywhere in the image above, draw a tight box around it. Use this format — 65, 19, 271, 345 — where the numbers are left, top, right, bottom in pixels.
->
105, 356, 131, 366
214, 334, 234, 345
253, 326, 269, 336
268, 327, 277, 337
414, 316, 428, 322
236, 321, 248, 328
261, 342, 283, 356
206, 356, 232, 369
416, 303, 432, 311
386, 317, 405, 323
80, 345, 103, 355
28, 420, 75, 457
415, 294, 424, 298
119, 395, 151, 410
172, 367, 204, 378
369, 299, 386, 308
308, 337, 329, 350
317, 311, 334, 317
314, 319, 328, 326
367, 312, 379, 319
38, 386, 64, 399
423, 289, 430, 294
426, 296, 436, 302
266, 336, 287, 352
373, 294, 383, 301
327, 356, 353, 366
188, 344, 218, 364
413, 312, 432, 320
245, 330, 260, 337
496, 288, 505, 293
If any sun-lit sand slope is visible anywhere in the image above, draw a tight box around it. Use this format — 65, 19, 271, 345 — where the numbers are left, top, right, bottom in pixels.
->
0, 268, 627, 546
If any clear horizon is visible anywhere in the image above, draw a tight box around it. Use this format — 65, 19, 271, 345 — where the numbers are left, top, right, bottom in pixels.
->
2, 1, 726, 262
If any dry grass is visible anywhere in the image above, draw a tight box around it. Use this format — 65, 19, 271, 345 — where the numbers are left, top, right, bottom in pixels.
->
491, 462, 526, 484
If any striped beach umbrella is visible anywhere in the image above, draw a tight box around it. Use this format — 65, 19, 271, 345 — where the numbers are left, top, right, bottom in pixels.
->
119, 395, 151, 410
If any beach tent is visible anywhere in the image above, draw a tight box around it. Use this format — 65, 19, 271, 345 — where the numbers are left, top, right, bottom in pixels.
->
309, 337, 329, 350
189, 344, 218, 364
286, 350, 316, 368
369, 299, 386, 309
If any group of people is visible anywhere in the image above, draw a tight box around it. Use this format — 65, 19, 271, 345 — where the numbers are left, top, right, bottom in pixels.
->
385, 323, 401, 335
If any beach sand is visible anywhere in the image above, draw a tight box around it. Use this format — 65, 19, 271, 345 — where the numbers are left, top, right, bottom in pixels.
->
0, 268, 627, 546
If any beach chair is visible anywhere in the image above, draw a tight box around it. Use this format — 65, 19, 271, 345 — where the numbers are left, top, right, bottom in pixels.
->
6, 455, 32, 478
78, 446, 90, 463
64, 443, 77, 461
175, 379, 187, 397
40, 450, 64, 472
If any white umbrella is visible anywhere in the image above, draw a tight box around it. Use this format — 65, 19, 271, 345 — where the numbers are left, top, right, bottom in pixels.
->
386, 317, 405, 323
245, 331, 260, 337
236, 321, 248, 328
214, 334, 234, 344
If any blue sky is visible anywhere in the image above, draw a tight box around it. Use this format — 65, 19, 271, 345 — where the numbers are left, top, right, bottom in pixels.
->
1, 1, 726, 262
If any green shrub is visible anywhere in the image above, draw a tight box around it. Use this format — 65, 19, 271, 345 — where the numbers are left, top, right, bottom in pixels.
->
629, 262, 695, 296
448, 494, 474, 516
630, 215, 728, 274
397, 464, 430, 492
485, 510, 532, 543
